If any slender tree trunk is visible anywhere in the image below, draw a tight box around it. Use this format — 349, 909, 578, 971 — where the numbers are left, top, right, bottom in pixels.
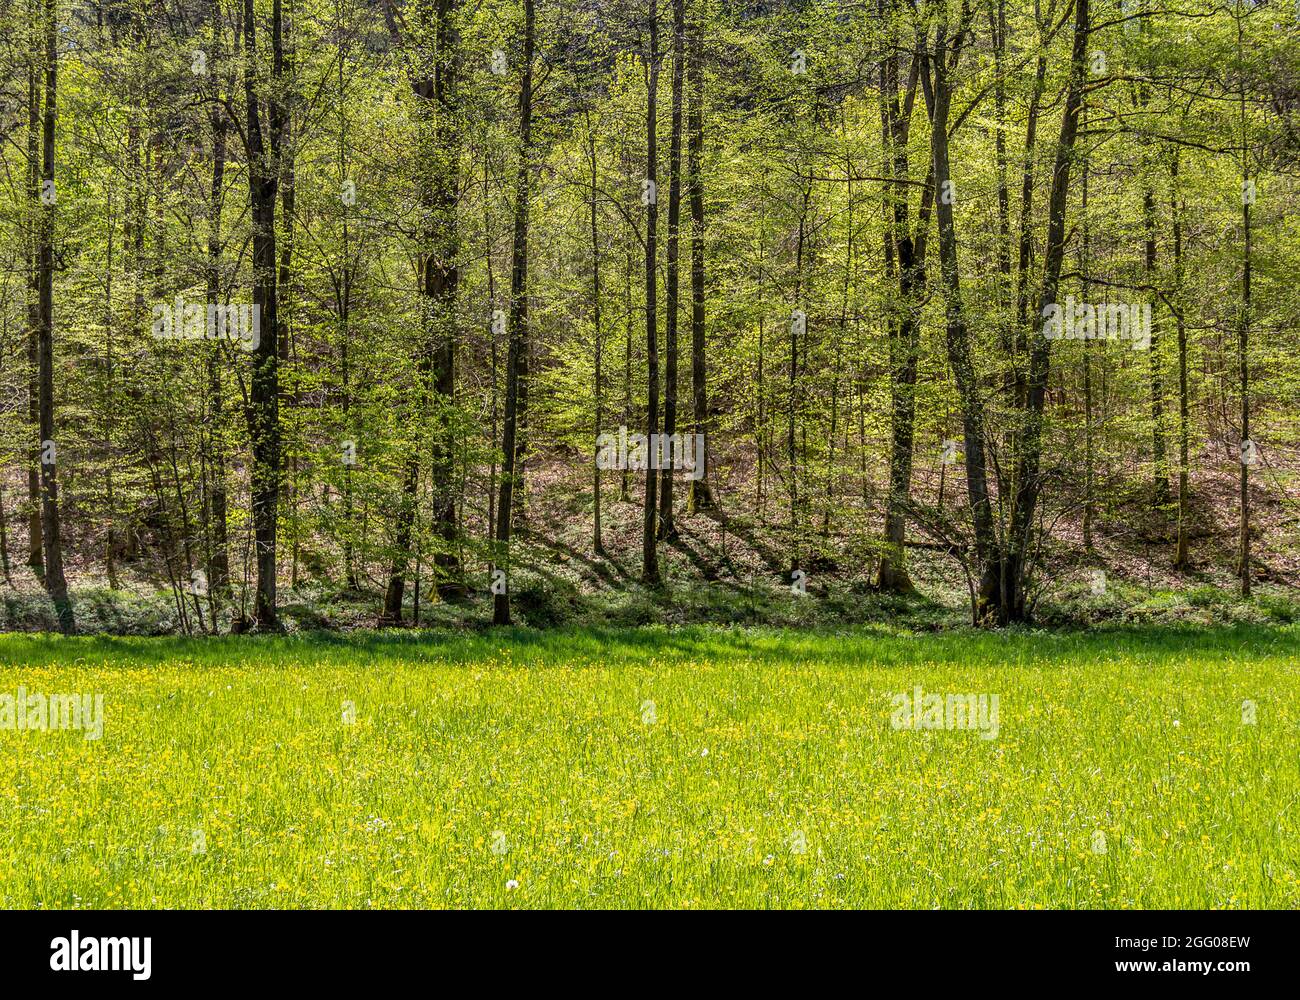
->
824, 133, 850, 538
641, 1, 661, 585
37, 0, 72, 632
0, 479, 10, 585
242, 0, 285, 629
25, 46, 42, 574
1143, 181, 1168, 505
493, 0, 533, 624
428, 0, 462, 593
382, 38, 427, 621
485, 160, 498, 544
1171, 151, 1190, 569
929, 19, 997, 617
657, 0, 685, 541
1007, 40, 1048, 438
685, 8, 711, 511
278, 12, 299, 592
387, 0, 463, 618
205, 11, 231, 601
989, 0, 1012, 341
755, 165, 767, 517
1081, 116, 1094, 552
383, 454, 419, 621
788, 182, 810, 577
876, 31, 928, 592
1001, 0, 1091, 621
588, 119, 605, 555
1236, 15, 1251, 596
1137, 7, 1168, 507
621, 239, 632, 503
336, 14, 359, 593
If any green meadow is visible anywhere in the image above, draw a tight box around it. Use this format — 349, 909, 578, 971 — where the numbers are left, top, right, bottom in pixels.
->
1, 625, 1297, 909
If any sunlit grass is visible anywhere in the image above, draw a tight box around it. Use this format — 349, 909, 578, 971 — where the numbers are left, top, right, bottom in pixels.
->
1, 624, 1297, 908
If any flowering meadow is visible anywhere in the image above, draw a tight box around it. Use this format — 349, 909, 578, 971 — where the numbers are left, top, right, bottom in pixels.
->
1, 625, 1297, 909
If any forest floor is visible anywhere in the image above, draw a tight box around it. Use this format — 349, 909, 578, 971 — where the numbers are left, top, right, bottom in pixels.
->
0, 454, 1295, 634
1, 624, 1297, 908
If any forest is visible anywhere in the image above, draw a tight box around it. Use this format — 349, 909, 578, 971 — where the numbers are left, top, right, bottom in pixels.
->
3, 0, 1300, 922
0, 0, 1297, 634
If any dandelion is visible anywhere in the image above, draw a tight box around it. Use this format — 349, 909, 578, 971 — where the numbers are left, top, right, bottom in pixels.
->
506, 879, 520, 890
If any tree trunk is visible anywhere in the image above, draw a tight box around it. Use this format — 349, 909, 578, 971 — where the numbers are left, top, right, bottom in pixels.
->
928, 18, 997, 618
205, 4, 231, 602
242, 0, 285, 630
493, 0, 533, 625
588, 118, 605, 555
685, 9, 711, 512
876, 29, 928, 592
1171, 151, 1190, 569
25, 48, 42, 574
657, 0, 685, 541
621, 241, 633, 503
1143, 181, 1169, 505
641, 0, 661, 586
1137, 8, 1168, 507
1235, 14, 1251, 596
788, 181, 811, 577
36, 0, 72, 632
381, 0, 464, 620
1081, 114, 1094, 552
1000, 0, 1091, 622
427, 0, 462, 594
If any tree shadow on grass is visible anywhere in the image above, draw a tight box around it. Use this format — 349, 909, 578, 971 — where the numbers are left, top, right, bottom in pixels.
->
2, 620, 1295, 675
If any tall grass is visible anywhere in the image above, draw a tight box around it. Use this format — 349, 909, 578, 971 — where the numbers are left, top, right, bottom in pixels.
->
1, 624, 1296, 908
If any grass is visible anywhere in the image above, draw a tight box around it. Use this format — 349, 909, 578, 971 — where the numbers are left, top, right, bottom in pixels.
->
1, 624, 1297, 908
